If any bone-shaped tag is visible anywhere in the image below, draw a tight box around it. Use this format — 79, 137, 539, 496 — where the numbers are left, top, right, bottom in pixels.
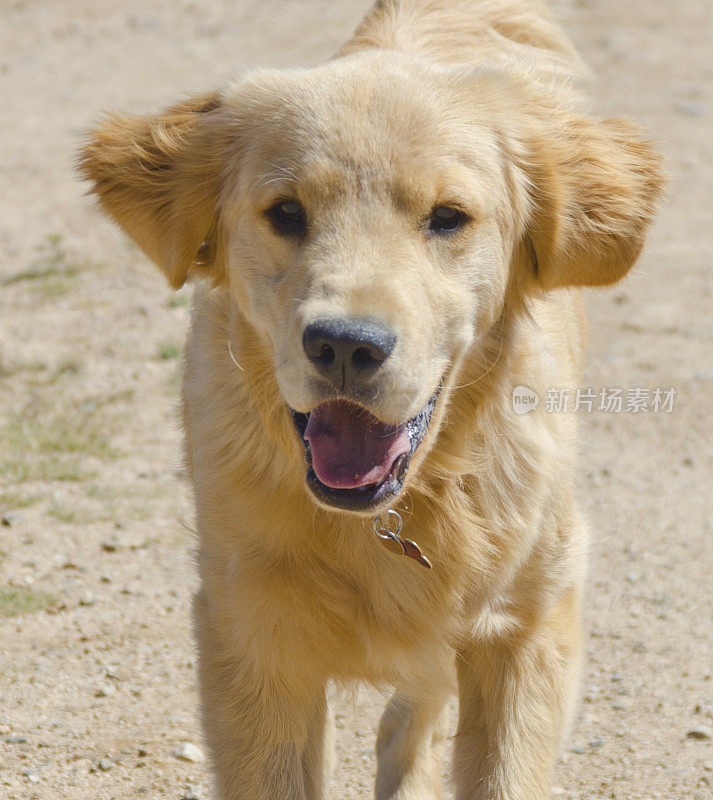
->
372, 511, 432, 569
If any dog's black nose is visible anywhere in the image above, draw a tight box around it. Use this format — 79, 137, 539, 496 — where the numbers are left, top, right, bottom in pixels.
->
303, 318, 396, 383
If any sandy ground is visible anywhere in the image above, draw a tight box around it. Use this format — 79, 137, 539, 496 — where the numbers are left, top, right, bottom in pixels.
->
0, 1, 711, 798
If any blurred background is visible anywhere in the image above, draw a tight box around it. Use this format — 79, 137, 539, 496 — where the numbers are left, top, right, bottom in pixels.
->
0, 1, 711, 798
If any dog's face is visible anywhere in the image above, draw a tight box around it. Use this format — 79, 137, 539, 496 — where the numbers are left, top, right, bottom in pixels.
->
80, 51, 661, 514
223, 55, 521, 511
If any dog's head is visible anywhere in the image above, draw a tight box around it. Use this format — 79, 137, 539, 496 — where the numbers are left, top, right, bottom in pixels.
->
79, 51, 662, 514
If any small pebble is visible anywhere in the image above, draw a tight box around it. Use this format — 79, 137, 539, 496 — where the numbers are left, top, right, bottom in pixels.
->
599, 31, 630, 55
5, 735, 28, 744
570, 745, 587, 754
687, 726, 713, 740
22, 769, 40, 784
172, 742, 204, 763
676, 101, 709, 118
98, 757, 114, 771
183, 784, 201, 800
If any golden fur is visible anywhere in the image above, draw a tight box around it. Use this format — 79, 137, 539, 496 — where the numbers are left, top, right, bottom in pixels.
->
79, 1, 663, 797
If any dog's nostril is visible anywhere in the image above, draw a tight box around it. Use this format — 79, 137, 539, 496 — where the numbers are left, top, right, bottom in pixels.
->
352, 346, 380, 369
320, 343, 336, 366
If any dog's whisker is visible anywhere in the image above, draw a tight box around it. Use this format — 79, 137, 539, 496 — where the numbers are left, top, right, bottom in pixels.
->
227, 338, 245, 371
252, 163, 301, 194
450, 329, 506, 393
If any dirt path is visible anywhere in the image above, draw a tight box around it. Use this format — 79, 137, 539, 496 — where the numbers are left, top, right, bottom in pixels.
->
1, 1, 711, 798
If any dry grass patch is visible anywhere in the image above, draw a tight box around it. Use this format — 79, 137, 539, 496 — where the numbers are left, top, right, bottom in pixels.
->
0, 489, 42, 511
1, 234, 83, 299
49, 360, 82, 382
0, 358, 48, 380
83, 482, 172, 523
0, 395, 121, 485
0, 234, 105, 302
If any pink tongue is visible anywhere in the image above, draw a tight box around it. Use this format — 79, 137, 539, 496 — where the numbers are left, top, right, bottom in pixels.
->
304, 400, 410, 490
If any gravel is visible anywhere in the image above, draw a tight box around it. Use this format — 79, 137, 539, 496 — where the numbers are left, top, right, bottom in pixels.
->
172, 743, 205, 763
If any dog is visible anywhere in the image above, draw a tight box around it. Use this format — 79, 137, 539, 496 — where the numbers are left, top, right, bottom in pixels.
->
79, 1, 663, 797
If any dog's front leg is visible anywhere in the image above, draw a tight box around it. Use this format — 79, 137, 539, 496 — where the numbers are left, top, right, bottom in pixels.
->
453, 588, 582, 800
194, 591, 328, 800
375, 691, 449, 800
303, 689, 334, 800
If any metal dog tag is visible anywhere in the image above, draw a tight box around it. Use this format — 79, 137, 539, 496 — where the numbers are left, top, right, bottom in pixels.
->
399, 537, 433, 569
372, 510, 432, 569
378, 531, 406, 555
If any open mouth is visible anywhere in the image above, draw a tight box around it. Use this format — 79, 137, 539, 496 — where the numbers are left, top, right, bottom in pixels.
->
290, 390, 439, 512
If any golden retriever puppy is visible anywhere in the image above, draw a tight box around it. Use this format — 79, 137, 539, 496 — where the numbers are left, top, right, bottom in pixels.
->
79, 1, 662, 797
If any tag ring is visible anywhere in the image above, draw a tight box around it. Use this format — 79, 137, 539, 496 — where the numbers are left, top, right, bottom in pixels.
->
372, 509, 403, 540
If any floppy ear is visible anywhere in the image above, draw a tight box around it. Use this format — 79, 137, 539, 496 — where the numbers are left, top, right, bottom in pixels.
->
78, 92, 225, 289
521, 115, 664, 290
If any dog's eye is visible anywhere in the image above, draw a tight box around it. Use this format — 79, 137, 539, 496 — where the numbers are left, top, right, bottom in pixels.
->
266, 200, 307, 236
428, 206, 468, 234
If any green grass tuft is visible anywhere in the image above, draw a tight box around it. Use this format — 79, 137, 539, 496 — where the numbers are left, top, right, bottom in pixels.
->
157, 340, 182, 360
0, 588, 58, 617
1, 264, 79, 286
47, 504, 77, 524
168, 294, 190, 308
50, 360, 82, 381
